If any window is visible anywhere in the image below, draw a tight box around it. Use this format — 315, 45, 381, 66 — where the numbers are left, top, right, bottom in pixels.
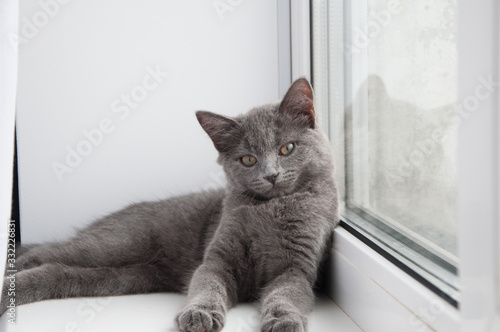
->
313, 0, 460, 305
313, 1, 500, 330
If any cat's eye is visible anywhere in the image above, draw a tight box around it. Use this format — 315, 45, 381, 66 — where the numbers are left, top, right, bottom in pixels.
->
241, 155, 257, 167
280, 142, 295, 156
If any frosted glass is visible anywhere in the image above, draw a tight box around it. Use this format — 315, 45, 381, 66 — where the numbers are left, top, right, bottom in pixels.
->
347, 0, 458, 256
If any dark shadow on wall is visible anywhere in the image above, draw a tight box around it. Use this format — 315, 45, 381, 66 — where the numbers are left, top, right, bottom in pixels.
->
11, 127, 21, 244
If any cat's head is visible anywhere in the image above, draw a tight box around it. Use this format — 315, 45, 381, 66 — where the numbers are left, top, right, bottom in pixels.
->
196, 78, 334, 200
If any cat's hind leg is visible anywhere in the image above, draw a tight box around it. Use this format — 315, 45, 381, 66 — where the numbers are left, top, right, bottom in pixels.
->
16, 204, 161, 271
1, 261, 178, 313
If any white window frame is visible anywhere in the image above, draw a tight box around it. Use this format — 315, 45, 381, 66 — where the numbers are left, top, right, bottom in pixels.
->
307, 0, 500, 331
457, 0, 500, 330
279, 0, 311, 99
332, 0, 461, 302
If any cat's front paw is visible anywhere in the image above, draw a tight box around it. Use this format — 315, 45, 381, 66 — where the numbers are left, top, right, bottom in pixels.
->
261, 310, 307, 332
176, 304, 225, 332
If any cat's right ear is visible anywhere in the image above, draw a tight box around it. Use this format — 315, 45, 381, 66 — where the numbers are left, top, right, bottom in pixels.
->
279, 77, 315, 129
196, 111, 241, 153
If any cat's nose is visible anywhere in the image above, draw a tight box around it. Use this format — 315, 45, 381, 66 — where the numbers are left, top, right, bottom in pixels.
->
264, 173, 279, 185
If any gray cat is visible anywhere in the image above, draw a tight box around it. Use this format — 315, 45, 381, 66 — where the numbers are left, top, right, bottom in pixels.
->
2, 78, 338, 332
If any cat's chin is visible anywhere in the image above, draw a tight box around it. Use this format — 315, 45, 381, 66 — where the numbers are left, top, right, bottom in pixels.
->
243, 186, 296, 201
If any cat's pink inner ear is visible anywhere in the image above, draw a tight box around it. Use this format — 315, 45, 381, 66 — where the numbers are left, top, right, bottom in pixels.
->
279, 78, 315, 128
196, 111, 240, 152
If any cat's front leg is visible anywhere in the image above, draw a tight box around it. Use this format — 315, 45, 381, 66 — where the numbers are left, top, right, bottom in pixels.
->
176, 262, 237, 332
260, 270, 314, 332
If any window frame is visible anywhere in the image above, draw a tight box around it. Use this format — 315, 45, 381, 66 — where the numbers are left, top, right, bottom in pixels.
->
330, 0, 460, 305
456, 0, 500, 330
308, 0, 500, 331
278, 0, 311, 96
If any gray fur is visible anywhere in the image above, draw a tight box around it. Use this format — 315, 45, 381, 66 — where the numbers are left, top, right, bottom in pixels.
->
2, 78, 338, 332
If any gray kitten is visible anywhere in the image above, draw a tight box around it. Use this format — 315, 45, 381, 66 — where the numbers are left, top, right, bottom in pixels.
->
2, 78, 338, 332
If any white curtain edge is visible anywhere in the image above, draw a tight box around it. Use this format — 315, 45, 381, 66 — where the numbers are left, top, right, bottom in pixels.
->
0, 0, 18, 314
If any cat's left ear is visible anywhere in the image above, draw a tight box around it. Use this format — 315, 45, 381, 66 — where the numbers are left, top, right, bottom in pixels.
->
279, 77, 315, 129
196, 111, 241, 153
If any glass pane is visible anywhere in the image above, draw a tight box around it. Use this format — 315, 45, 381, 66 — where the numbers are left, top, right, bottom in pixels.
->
345, 0, 458, 263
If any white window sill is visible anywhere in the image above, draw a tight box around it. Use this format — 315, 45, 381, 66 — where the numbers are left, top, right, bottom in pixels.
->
330, 227, 461, 332
0, 293, 362, 332
0, 227, 465, 332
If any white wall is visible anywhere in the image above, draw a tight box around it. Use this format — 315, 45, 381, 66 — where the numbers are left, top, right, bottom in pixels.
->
17, 0, 281, 243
